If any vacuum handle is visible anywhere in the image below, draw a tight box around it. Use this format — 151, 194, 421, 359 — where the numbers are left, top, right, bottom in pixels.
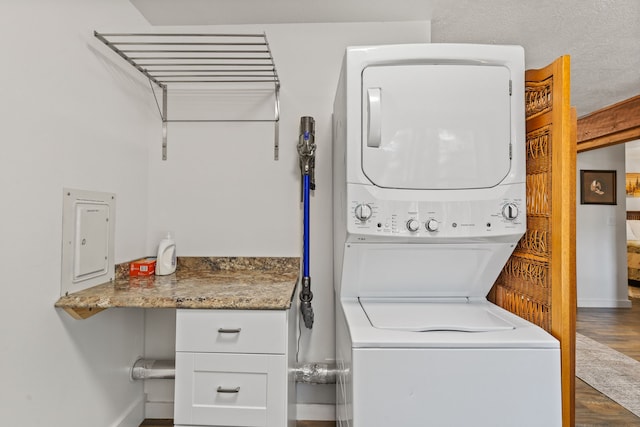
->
298, 116, 317, 189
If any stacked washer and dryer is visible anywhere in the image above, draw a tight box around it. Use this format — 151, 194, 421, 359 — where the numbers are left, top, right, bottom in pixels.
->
332, 44, 562, 426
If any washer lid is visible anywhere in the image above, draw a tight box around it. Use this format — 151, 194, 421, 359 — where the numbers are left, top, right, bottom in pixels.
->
360, 299, 516, 332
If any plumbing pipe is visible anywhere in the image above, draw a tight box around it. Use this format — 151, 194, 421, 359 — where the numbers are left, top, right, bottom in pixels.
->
129, 359, 338, 385
294, 362, 338, 385
131, 358, 175, 380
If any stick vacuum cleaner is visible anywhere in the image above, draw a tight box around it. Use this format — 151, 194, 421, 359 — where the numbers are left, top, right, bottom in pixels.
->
298, 116, 315, 329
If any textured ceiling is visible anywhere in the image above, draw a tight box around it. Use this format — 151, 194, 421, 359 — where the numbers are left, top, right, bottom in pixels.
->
430, 0, 640, 117
131, 0, 639, 117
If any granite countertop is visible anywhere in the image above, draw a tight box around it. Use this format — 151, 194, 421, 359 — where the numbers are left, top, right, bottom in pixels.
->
55, 257, 300, 319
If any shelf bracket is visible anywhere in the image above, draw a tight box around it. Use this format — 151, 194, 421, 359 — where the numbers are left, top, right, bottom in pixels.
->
94, 31, 281, 161
274, 83, 280, 160
162, 86, 168, 160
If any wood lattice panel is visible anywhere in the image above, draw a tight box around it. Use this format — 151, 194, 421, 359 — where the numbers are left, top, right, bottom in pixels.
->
525, 77, 553, 118
491, 122, 554, 331
490, 56, 576, 427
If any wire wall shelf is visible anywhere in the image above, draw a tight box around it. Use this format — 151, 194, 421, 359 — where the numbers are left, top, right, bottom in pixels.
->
94, 31, 281, 160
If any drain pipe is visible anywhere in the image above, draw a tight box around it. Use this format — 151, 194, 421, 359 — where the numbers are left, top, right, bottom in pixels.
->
130, 359, 337, 385
131, 358, 175, 380
297, 116, 316, 329
294, 362, 338, 385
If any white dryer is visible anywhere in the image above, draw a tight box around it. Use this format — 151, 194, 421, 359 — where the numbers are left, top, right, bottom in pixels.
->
332, 44, 561, 427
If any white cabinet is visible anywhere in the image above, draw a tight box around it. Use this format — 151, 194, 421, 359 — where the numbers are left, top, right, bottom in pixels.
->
174, 308, 296, 427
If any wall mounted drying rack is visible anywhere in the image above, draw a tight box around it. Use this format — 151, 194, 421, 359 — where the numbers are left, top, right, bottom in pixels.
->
94, 31, 281, 160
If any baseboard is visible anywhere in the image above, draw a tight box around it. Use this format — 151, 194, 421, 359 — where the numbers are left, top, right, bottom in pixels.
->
296, 404, 335, 421
578, 298, 633, 308
111, 395, 145, 427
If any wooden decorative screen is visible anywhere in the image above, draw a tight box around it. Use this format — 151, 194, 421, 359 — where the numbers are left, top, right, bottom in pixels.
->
488, 56, 576, 427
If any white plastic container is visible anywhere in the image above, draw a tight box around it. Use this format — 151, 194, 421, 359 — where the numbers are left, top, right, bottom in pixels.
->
155, 232, 177, 275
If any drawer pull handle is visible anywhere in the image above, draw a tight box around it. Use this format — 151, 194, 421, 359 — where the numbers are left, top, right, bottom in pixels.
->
217, 328, 242, 334
217, 386, 240, 393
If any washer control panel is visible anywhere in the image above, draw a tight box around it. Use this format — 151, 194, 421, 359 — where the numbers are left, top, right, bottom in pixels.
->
348, 185, 525, 240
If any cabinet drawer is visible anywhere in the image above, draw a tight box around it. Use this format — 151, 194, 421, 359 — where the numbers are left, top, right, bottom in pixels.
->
176, 309, 286, 354
174, 352, 286, 427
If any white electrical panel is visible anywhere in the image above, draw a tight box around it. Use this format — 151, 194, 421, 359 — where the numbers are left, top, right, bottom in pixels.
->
73, 202, 110, 281
61, 188, 115, 296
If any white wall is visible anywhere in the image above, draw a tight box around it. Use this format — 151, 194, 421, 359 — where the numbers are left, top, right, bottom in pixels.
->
0, 1, 157, 425
576, 144, 631, 307
0, 5, 430, 421
142, 21, 430, 419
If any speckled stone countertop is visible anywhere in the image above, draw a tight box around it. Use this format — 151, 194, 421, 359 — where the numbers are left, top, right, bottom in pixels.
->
55, 257, 300, 319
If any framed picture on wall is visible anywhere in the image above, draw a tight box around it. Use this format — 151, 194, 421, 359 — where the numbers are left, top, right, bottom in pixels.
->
580, 170, 617, 205
626, 173, 640, 197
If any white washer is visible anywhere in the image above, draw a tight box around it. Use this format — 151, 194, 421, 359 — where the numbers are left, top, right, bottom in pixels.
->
332, 44, 561, 427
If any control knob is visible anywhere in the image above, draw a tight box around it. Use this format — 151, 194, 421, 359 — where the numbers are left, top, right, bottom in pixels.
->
406, 219, 420, 232
425, 219, 439, 232
354, 204, 373, 222
502, 203, 519, 220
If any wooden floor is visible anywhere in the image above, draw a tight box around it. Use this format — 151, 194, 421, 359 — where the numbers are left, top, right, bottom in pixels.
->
140, 421, 172, 427
141, 289, 640, 427
575, 288, 640, 426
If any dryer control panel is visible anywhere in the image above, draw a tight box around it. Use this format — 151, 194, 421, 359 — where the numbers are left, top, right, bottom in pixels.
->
346, 184, 525, 242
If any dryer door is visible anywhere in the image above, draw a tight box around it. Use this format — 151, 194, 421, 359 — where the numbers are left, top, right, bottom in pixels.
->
361, 63, 512, 190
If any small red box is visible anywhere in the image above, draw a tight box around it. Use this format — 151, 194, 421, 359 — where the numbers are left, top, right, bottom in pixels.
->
129, 257, 157, 277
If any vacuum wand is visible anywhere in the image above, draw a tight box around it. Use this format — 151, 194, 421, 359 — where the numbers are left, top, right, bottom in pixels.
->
297, 116, 315, 329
